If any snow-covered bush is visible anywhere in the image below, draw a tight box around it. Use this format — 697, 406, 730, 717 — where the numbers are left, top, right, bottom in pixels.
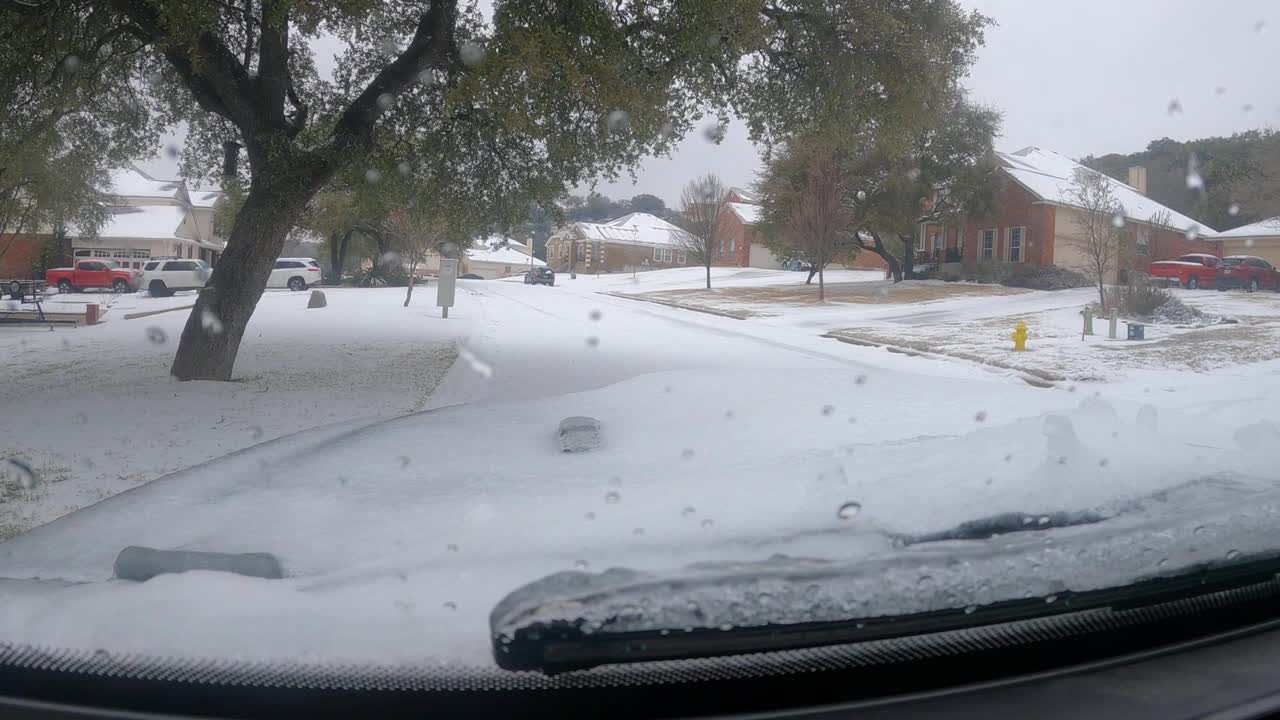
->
1001, 265, 1092, 291
1101, 275, 1204, 324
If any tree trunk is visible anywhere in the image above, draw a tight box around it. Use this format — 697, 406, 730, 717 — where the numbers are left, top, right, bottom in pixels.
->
336, 229, 352, 284
705, 261, 711, 289
404, 263, 417, 307
170, 165, 325, 381
805, 266, 818, 285
817, 265, 825, 301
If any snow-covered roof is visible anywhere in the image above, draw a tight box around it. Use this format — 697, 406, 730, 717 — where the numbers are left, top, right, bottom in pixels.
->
727, 202, 761, 226
190, 189, 225, 208
468, 244, 545, 266
105, 166, 184, 201
1212, 216, 1280, 239
729, 186, 757, 203
572, 212, 691, 247
93, 205, 189, 240
997, 147, 1215, 234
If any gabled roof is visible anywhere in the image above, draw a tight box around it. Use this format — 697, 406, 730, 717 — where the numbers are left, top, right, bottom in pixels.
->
727, 202, 761, 226
997, 147, 1215, 235
105, 166, 185, 201
467, 235, 545, 266
1213, 216, 1280, 239
189, 188, 225, 208
571, 212, 691, 247
728, 186, 757, 203
94, 205, 189, 240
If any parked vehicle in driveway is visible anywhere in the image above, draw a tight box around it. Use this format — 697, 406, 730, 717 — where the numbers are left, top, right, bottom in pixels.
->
1149, 253, 1219, 289
1215, 255, 1280, 292
140, 258, 211, 297
268, 258, 322, 291
524, 267, 555, 286
45, 259, 142, 293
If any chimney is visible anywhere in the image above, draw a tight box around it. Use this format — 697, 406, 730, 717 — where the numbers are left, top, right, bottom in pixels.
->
1127, 166, 1147, 195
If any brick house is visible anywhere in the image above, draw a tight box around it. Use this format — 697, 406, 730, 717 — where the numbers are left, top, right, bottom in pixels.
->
545, 212, 695, 274
713, 187, 889, 272
919, 147, 1220, 281
1211, 217, 1280, 267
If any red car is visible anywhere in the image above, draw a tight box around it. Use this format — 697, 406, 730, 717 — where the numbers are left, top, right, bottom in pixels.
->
46, 259, 142, 294
1215, 255, 1280, 293
1148, 253, 1219, 289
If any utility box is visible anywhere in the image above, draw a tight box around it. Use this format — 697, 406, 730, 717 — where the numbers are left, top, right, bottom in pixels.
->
1127, 322, 1145, 341
437, 259, 458, 318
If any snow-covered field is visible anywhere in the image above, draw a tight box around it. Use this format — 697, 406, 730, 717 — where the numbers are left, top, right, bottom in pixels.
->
1, 268, 1279, 667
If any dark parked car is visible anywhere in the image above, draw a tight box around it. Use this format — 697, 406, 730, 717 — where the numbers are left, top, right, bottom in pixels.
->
459, 273, 484, 280
1215, 255, 1280, 292
524, 267, 555, 286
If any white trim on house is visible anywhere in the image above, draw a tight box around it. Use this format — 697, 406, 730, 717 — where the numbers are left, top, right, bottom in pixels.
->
1006, 226, 1026, 262
980, 228, 996, 260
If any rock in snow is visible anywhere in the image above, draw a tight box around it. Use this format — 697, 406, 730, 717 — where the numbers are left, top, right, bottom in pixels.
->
559, 416, 603, 453
307, 290, 327, 308
113, 546, 283, 582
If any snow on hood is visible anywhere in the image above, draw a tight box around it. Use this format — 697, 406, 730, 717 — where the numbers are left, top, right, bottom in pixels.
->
0, 369, 1275, 665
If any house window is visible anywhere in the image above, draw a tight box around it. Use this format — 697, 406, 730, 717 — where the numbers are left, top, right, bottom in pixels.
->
677, 251, 687, 264
74, 249, 91, 257
1008, 227, 1023, 262
132, 249, 150, 258
1136, 227, 1150, 256
932, 232, 943, 252
92, 249, 111, 257
981, 229, 995, 260
576, 244, 585, 261
917, 229, 927, 251
729, 238, 735, 253
653, 247, 673, 263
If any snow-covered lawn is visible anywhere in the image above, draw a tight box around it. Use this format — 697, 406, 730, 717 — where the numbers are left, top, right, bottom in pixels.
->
1, 287, 462, 540
1, 268, 1279, 667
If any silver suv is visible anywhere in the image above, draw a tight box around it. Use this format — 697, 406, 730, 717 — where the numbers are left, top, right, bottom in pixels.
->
140, 258, 211, 298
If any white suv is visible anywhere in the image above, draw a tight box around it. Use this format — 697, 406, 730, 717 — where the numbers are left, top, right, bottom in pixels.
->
140, 258, 211, 298
269, 258, 322, 291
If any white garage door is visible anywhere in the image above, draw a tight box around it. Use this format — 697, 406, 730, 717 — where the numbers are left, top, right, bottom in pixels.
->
748, 242, 782, 270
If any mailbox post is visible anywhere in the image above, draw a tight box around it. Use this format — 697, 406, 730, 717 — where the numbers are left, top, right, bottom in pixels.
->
437, 258, 457, 318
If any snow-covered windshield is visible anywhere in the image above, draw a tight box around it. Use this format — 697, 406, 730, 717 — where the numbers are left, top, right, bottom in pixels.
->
1, 0, 1278, 675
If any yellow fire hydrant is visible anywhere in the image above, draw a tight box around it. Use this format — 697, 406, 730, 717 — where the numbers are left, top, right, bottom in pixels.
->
1011, 321, 1028, 352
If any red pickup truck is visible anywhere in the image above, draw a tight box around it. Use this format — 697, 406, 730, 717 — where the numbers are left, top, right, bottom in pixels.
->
46, 259, 143, 293
1148, 253, 1219, 289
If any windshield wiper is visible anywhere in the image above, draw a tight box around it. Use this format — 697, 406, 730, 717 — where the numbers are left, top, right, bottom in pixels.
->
492, 553, 1280, 673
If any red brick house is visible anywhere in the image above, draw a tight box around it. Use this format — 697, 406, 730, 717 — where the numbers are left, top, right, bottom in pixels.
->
919, 147, 1220, 280
545, 212, 696, 274
714, 187, 889, 272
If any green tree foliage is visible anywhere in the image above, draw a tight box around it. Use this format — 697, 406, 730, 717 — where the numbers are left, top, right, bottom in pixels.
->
0, 5, 159, 266
3, 0, 994, 380
1082, 131, 1280, 232
628, 193, 666, 217
757, 86, 1001, 282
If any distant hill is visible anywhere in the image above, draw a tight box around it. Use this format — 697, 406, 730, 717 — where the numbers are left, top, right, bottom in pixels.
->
1081, 130, 1280, 233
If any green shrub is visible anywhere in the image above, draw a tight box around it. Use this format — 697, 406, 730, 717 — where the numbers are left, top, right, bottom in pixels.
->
1001, 265, 1092, 291
1101, 273, 1203, 323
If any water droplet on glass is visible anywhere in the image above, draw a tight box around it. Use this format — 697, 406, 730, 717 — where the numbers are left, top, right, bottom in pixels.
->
460, 42, 485, 67
916, 575, 934, 587
589, 309, 602, 321
1004, 453, 1013, 462
1193, 525, 1206, 535
396, 161, 412, 177
664, 385, 673, 393
905, 168, 921, 181
706, 33, 721, 47
821, 404, 835, 416
605, 491, 620, 504
724, 409, 735, 419
658, 121, 678, 140
854, 374, 867, 385
1023, 516, 1034, 525
442, 600, 457, 611
397, 455, 410, 469
378, 38, 400, 56
1227, 202, 1241, 217
632, 527, 645, 536
376, 93, 395, 111
2, 458, 37, 492
984, 477, 993, 485
1157, 558, 1169, 568
1255, 19, 1267, 33
1045, 594, 1058, 604
200, 308, 223, 335
457, 342, 493, 379
380, 251, 400, 267
585, 335, 599, 348
1167, 98, 1182, 116
964, 605, 977, 615
682, 506, 696, 517
1039, 515, 1051, 526
365, 168, 382, 184
446, 543, 459, 552
855, 189, 867, 203
584, 511, 596, 520
165, 144, 180, 160
719, 622, 733, 631
418, 68, 440, 85
1110, 211, 1125, 228
1215, 86, 1228, 96
574, 559, 589, 570
1246, 237, 1256, 248
681, 449, 695, 460
1186, 153, 1204, 192
1226, 549, 1241, 561
606, 110, 630, 132
74, 412, 88, 424
63, 55, 82, 73
701, 518, 714, 529
145, 326, 166, 344
1098, 458, 1109, 468
837, 501, 862, 520
701, 122, 725, 143
974, 410, 987, 422
1243, 104, 1254, 114
248, 426, 263, 440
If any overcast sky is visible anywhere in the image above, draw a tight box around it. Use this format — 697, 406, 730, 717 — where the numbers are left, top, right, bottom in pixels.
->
141, 0, 1279, 206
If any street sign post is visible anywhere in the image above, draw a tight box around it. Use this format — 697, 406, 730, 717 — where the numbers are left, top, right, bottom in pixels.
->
437, 258, 458, 318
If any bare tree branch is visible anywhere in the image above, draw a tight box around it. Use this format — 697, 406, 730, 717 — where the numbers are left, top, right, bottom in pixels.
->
675, 174, 729, 289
